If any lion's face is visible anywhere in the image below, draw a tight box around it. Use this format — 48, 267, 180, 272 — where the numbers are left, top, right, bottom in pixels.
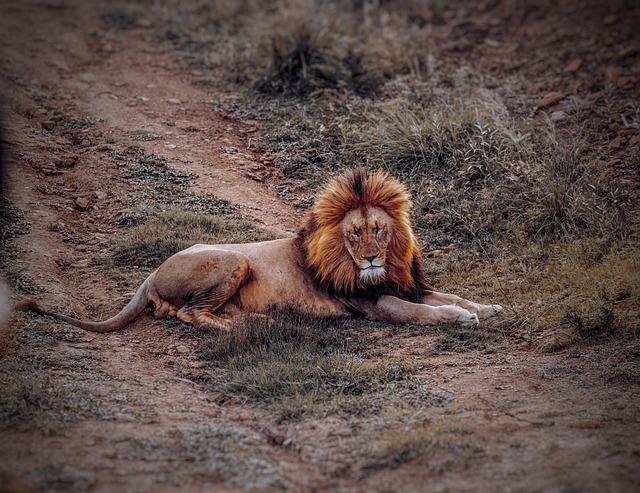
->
341, 206, 391, 286
300, 168, 429, 297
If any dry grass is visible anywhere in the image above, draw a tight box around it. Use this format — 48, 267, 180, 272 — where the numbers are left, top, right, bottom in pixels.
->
197, 312, 446, 421
101, 147, 274, 274
110, 207, 274, 269
0, 198, 32, 294
0, 315, 107, 434
354, 419, 477, 476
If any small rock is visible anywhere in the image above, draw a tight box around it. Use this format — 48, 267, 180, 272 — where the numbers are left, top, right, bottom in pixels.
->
536, 91, 565, 108
136, 18, 152, 28
550, 110, 568, 122
602, 14, 617, 26
75, 196, 92, 211
526, 82, 545, 95
42, 120, 56, 131
94, 191, 108, 200
604, 65, 624, 87
57, 156, 78, 168
166, 98, 182, 105
176, 345, 189, 354
608, 136, 623, 150
565, 58, 582, 73
71, 259, 90, 268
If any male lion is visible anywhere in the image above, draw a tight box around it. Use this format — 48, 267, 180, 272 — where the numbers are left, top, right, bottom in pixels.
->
21, 168, 502, 331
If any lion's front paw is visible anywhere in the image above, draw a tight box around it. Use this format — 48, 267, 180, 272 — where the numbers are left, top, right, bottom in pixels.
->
458, 311, 479, 327
476, 303, 503, 320
438, 306, 478, 327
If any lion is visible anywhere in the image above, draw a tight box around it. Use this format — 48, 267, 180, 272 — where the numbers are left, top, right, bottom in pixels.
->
20, 168, 502, 332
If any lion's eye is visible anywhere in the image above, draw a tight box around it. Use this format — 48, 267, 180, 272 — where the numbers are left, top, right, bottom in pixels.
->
349, 232, 360, 243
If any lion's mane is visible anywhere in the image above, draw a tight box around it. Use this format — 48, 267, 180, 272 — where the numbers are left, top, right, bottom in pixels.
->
298, 168, 433, 301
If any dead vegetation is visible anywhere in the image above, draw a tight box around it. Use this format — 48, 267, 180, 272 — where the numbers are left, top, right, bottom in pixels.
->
196, 313, 447, 422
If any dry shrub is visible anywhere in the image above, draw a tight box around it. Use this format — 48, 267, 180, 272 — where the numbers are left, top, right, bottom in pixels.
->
342, 95, 629, 251
535, 241, 640, 351
252, 3, 383, 95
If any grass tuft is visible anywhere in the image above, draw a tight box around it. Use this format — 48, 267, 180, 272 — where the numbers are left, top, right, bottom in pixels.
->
251, 3, 392, 96
0, 316, 105, 434
197, 312, 438, 421
110, 207, 274, 269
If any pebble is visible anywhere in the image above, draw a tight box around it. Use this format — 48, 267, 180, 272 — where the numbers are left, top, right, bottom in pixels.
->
550, 110, 567, 122
42, 120, 56, 131
536, 91, 564, 108
176, 345, 189, 354
75, 196, 92, 211
166, 98, 182, 105
57, 156, 78, 168
565, 58, 582, 73
71, 259, 90, 268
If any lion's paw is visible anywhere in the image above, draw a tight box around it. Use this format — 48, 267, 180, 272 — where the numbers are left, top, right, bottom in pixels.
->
458, 311, 479, 327
436, 306, 479, 326
476, 303, 503, 320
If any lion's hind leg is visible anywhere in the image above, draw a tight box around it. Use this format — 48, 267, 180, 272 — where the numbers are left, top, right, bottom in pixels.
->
176, 307, 232, 330
175, 285, 240, 330
154, 249, 252, 330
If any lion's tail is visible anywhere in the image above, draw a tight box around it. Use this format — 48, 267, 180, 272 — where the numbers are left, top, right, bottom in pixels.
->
16, 271, 157, 333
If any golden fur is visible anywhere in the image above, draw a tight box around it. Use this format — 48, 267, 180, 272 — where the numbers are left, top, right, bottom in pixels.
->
300, 168, 431, 298
19, 168, 502, 331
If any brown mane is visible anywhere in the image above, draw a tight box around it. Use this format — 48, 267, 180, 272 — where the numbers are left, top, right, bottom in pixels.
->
298, 168, 433, 300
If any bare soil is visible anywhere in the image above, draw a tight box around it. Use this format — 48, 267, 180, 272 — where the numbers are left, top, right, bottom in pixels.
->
1, 1, 639, 492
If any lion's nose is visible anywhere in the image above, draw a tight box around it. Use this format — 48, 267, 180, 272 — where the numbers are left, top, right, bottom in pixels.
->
362, 254, 378, 263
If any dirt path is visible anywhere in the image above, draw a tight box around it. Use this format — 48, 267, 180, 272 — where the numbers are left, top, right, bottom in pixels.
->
1, 2, 639, 492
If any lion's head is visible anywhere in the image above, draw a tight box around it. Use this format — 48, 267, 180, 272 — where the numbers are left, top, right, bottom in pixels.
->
299, 168, 433, 301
